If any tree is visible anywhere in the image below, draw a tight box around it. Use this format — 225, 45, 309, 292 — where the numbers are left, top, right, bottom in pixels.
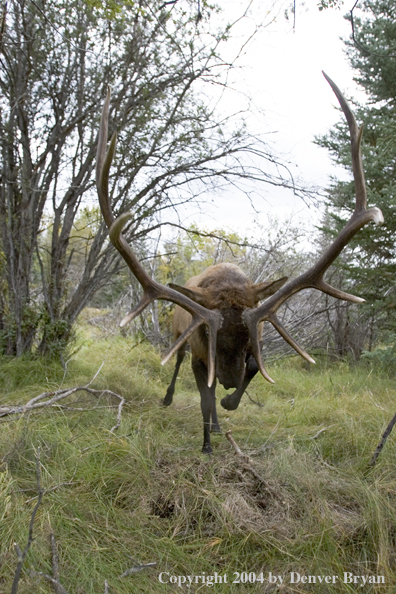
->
0, 0, 297, 358
316, 0, 396, 355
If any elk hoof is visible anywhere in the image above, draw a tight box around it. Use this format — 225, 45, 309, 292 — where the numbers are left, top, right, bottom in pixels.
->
220, 395, 238, 411
161, 397, 172, 407
211, 423, 222, 433
202, 443, 213, 455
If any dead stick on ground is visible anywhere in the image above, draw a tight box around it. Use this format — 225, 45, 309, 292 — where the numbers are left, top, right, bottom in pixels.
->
246, 390, 264, 408
225, 430, 252, 463
369, 412, 396, 467
310, 425, 334, 440
24, 480, 75, 505
225, 430, 282, 501
51, 533, 60, 585
0, 364, 125, 433
31, 571, 70, 594
49, 532, 69, 594
119, 561, 157, 577
11, 448, 44, 594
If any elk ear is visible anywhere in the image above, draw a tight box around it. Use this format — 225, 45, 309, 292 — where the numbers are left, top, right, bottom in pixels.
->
254, 276, 288, 301
168, 283, 208, 307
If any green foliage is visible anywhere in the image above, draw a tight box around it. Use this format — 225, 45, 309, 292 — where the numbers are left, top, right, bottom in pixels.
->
157, 225, 248, 287
317, 0, 344, 10
0, 302, 75, 360
37, 312, 76, 360
0, 303, 40, 357
361, 333, 396, 375
362, 344, 396, 373
1, 330, 396, 591
84, 0, 141, 19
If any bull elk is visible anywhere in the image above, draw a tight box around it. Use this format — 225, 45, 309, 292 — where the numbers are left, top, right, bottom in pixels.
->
96, 73, 384, 454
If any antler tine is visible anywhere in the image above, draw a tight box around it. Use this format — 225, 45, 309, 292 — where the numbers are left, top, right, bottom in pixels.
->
245, 319, 275, 384
268, 314, 316, 364
96, 89, 223, 387
96, 87, 116, 228
322, 71, 366, 213
161, 317, 203, 366
315, 279, 364, 304
243, 73, 384, 381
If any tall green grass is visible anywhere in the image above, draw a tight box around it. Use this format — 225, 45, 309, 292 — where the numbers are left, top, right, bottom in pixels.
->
1, 331, 396, 592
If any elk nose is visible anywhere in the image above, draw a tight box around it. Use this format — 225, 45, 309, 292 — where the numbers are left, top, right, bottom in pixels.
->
216, 361, 243, 390
218, 372, 240, 390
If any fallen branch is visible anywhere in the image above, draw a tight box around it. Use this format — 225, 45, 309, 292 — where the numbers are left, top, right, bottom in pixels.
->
0, 365, 125, 433
369, 412, 396, 467
119, 560, 157, 578
225, 430, 282, 502
11, 448, 44, 594
246, 390, 264, 408
31, 571, 70, 594
50, 533, 63, 594
310, 425, 334, 440
225, 430, 252, 463
24, 480, 75, 505
31, 532, 70, 594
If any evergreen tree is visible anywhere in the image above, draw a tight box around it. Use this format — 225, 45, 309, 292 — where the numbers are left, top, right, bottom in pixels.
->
317, 0, 396, 351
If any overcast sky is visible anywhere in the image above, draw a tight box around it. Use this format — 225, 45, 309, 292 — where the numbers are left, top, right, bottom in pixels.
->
177, 0, 361, 236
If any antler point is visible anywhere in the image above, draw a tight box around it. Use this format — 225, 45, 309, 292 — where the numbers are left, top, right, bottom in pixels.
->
372, 207, 384, 225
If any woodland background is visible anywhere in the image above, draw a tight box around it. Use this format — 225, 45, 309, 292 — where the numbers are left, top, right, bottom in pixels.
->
1, 0, 396, 592
1, 0, 395, 367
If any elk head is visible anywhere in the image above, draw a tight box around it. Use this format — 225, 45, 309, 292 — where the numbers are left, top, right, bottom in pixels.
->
167, 265, 288, 390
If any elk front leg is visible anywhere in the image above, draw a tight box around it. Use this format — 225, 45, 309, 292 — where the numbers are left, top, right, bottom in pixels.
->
220, 355, 258, 411
192, 358, 220, 454
163, 347, 186, 406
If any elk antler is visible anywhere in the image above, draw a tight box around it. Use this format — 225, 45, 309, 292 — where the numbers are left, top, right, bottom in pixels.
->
96, 88, 222, 387
243, 72, 384, 383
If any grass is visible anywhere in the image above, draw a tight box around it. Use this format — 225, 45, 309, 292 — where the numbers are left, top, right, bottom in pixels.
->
1, 325, 396, 593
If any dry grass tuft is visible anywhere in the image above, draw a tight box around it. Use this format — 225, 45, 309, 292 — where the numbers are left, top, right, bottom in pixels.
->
0, 335, 396, 592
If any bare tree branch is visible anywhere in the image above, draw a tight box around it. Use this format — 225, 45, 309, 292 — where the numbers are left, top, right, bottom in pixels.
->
0, 365, 125, 433
369, 413, 396, 467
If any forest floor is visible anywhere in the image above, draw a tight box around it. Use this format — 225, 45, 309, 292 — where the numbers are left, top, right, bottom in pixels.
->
1, 312, 396, 593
